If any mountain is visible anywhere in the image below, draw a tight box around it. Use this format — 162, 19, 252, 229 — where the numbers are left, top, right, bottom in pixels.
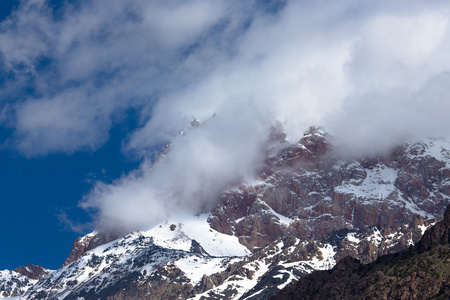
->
0, 265, 52, 298
209, 127, 448, 250
271, 202, 450, 300
2, 127, 450, 299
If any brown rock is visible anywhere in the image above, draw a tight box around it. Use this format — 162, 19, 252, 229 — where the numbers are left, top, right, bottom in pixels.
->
13, 264, 50, 280
63, 231, 121, 266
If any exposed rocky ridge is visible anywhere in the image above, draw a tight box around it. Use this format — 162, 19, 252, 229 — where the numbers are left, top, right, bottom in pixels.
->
22, 220, 248, 300
63, 231, 121, 266
26, 239, 202, 299
0, 265, 52, 298
13, 264, 51, 281
271, 204, 450, 300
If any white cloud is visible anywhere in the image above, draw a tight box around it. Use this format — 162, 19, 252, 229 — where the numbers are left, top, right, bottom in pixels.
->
2, 0, 450, 231
0, 0, 231, 155
82, 102, 271, 232
13, 89, 114, 155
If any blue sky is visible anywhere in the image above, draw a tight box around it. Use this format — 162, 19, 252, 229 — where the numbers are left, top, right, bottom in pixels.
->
0, 121, 139, 270
1, 0, 450, 270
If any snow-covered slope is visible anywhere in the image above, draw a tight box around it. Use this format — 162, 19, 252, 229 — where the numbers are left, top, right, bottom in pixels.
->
21, 210, 436, 299
0, 265, 52, 298
0, 270, 36, 298
23, 215, 248, 299
22, 214, 338, 300
147, 214, 249, 257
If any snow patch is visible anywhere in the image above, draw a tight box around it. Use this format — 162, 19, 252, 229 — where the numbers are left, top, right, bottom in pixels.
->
346, 232, 361, 244
255, 198, 295, 226
175, 256, 229, 284
335, 164, 397, 199
146, 213, 250, 257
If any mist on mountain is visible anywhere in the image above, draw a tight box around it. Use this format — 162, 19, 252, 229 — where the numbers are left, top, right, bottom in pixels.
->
1, 0, 450, 232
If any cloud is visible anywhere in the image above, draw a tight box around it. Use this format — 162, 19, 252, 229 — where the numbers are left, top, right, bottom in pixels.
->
2, 0, 450, 231
82, 102, 272, 233
0, 0, 231, 155
328, 72, 450, 157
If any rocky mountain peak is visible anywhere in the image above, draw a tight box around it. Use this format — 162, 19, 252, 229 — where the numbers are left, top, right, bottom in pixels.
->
210, 130, 449, 254
13, 264, 51, 281
63, 231, 121, 266
0, 265, 52, 298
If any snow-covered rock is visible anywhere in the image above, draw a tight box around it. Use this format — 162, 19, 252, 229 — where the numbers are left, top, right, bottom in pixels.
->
0, 265, 52, 298
4, 127, 449, 299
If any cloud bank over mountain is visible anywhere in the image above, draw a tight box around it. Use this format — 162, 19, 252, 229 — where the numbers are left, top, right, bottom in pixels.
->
1, 0, 450, 231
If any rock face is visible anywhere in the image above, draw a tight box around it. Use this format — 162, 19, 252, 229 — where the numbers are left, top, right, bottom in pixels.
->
271, 204, 450, 300
210, 127, 449, 254
3, 127, 450, 299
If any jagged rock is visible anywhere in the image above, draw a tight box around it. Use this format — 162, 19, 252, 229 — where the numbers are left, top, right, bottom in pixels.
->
271, 204, 450, 300
63, 231, 121, 266
13, 264, 51, 281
